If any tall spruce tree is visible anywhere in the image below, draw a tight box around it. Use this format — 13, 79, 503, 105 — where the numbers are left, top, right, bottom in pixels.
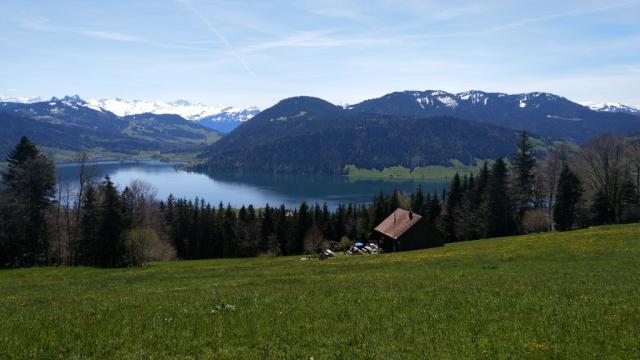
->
371, 192, 386, 226
261, 204, 274, 250
77, 185, 98, 265
96, 176, 125, 267
553, 165, 583, 231
274, 205, 288, 255
201, 203, 215, 258
1, 136, 55, 266
291, 202, 311, 254
222, 204, 237, 257
411, 184, 425, 214
441, 173, 462, 241
454, 172, 485, 241
512, 132, 536, 222
473, 162, 489, 206
3, 136, 40, 185
428, 193, 442, 222
485, 158, 516, 237
388, 190, 401, 213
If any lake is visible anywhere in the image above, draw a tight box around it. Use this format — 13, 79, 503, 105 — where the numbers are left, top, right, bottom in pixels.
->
56, 161, 450, 209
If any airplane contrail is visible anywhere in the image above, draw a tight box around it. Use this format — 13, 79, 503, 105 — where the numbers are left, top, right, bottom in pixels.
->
178, 0, 258, 79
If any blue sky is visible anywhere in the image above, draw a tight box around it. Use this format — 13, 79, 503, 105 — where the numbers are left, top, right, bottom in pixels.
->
1, 0, 639, 107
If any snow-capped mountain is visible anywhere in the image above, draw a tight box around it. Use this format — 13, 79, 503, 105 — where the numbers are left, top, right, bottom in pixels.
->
349, 90, 640, 142
580, 102, 640, 115
197, 107, 261, 133
85, 98, 260, 133
87, 98, 223, 120
348, 90, 567, 112
0, 95, 261, 133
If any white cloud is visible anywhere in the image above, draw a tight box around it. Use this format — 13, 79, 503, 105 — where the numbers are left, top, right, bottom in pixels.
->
76, 30, 144, 42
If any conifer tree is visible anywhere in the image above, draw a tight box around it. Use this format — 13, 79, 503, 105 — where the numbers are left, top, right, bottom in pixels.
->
387, 190, 401, 213
411, 184, 425, 214
292, 202, 311, 254
267, 234, 280, 256
222, 204, 237, 257
286, 210, 299, 255
474, 162, 490, 205
201, 203, 216, 258
428, 193, 442, 222
512, 132, 537, 221
371, 192, 386, 226
2, 136, 40, 185
485, 158, 516, 237
461, 174, 469, 193
261, 204, 274, 250
441, 173, 462, 241
77, 185, 98, 265
247, 205, 256, 222
333, 204, 347, 241
553, 165, 583, 230
238, 205, 248, 223
470, 162, 492, 237
454, 171, 485, 241
274, 205, 288, 255
1, 136, 55, 266
97, 176, 125, 267
189, 198, 201, 258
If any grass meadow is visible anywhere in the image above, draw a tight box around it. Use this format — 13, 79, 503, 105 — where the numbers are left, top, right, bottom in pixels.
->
1, 224, 639, 359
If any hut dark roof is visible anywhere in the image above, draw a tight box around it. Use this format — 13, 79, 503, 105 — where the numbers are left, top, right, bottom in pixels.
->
374, 208, 422, 240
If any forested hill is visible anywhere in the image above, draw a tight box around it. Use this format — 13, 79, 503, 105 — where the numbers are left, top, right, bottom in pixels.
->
200, 96, 525, 175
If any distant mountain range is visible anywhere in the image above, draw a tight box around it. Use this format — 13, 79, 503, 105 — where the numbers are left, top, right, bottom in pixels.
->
580, 102, 640, 115
348, 90, 640, 142
3, 90, 640, 172
0, 96, 260, 134
0, 96, 221, 161
201, 91, 640, 174
3, 93, 638, 135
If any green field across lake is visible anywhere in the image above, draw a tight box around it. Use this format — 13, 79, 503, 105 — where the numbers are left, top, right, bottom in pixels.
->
345, 160, 487, 180
1, 224, 639, 359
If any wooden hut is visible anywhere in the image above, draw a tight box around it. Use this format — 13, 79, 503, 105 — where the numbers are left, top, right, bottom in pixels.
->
374, 208, 443, 252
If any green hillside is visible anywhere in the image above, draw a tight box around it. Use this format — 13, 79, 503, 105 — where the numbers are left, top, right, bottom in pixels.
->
1, 224, 639, 359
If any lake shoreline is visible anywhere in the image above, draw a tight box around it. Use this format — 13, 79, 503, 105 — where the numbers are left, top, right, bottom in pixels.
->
56, 162, 449, 210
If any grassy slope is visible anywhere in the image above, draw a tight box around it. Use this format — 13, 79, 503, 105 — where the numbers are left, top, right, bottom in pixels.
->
1, 224, 639, 359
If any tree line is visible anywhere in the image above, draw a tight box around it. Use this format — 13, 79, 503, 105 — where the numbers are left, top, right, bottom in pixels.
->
1, 133, 638, 268
438, 132, 639, 242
